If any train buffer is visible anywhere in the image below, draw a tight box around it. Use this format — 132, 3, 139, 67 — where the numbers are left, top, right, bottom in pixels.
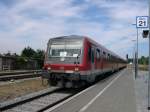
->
45, 68, 138, 112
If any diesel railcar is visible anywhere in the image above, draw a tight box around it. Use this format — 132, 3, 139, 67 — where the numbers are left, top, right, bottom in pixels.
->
42, 35, 126, 88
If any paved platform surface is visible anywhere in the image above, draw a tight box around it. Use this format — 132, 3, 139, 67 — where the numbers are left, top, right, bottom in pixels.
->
45, 69, 137, 112
134, 71, 148, 112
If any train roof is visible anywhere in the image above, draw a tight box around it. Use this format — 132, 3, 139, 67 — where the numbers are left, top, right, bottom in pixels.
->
48, 35, 84, 40
85, 37, 125, 61
48, 35, 126, 62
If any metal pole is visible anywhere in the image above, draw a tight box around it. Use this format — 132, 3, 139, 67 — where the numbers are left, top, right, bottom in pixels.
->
135, 28, 138, 79
135, 52, 137, 79
133, 43, 135, 70
137, 28, 138, 75
148, 0, 150, 110
133, 45, 134, 68
132, 40, 136, 76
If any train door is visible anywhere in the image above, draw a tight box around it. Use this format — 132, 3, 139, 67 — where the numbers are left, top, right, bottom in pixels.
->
0, 58, 2, 71
91, 46, 95, 72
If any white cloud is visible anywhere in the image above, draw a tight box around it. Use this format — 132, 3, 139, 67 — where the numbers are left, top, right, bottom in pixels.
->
0, 0, 148, 58
83, 0, 148, 57
0, 0, 85, 53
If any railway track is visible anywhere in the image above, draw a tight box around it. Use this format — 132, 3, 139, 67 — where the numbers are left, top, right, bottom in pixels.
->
0, 70, 42, 81
0, 70, 42, 76
0, 87, 80, 112
0, 70, 122, 112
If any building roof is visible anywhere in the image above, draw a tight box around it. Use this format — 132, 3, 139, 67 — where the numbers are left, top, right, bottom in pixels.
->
0, 55, 17, 59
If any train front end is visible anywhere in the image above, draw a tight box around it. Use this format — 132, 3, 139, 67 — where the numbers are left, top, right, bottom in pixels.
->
42, 36, 84, 88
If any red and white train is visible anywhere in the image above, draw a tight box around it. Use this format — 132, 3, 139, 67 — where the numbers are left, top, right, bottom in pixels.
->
42, 35, 126, 88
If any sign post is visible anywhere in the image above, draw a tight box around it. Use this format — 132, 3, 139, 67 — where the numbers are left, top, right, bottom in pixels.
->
136, 15, 149, 110
135, 16, 148, 79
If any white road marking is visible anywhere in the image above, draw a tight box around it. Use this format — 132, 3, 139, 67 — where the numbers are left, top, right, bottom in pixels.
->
44, 82, 97, 112
44, 70, 125, 112
79, 70, 125, 112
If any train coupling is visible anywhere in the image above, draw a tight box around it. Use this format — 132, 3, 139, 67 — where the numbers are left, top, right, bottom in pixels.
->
41, 70, 51, 79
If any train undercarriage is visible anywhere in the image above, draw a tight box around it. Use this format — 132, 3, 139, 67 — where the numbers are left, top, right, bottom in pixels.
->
42, 67, 125, 88
42, 71, 87, 88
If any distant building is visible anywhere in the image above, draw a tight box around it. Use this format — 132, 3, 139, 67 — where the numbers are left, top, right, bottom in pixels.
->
0, 55, 16, 71
20, 59, 38, 70
0, 55, 39, 71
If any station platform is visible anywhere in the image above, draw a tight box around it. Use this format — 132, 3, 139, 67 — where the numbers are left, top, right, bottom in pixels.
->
45, 69, 137, 112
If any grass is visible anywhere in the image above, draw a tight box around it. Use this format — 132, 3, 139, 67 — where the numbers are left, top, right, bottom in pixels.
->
138, 64, 148, 71
0, 78, 49, 103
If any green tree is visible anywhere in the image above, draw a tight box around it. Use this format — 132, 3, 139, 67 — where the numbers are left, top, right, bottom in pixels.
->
21, 46, 36, 58
141, 56, 146, 65
138, 56, 148, 65
20, 47, 45, 69
146, 57, 149, 65
33, 49, 45, 59
33, 49, 45, 68
16, 57, 28, 69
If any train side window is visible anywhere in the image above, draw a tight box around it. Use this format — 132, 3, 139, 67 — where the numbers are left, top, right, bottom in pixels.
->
103, 51, 106, 58
96, 49, 100, 60
108, 54, 110, 60
112, 56, 115, 62
91, 48, 94, 63
110, 55, 112, 61
106, 53, 108, 59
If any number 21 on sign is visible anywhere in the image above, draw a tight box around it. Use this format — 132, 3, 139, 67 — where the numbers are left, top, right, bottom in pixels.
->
136, 16, 148, 28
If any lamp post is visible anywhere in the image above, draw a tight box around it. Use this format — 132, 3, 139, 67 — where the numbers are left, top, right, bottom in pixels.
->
142, 29, 150, 110
148, 0, 150, 110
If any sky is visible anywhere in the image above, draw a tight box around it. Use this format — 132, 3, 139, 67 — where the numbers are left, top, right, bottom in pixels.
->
0, 0, 149, 59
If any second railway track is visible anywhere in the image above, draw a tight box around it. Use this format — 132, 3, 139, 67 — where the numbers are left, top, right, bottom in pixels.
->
0, 70, 42, 81
0, 87, 81, 112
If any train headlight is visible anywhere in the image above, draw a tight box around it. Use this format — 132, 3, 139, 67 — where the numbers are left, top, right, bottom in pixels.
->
47, 67, 51, 70
75, 67, 79, 71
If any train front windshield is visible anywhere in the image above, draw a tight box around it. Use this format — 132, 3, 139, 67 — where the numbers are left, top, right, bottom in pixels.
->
48, 40, 83, 58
